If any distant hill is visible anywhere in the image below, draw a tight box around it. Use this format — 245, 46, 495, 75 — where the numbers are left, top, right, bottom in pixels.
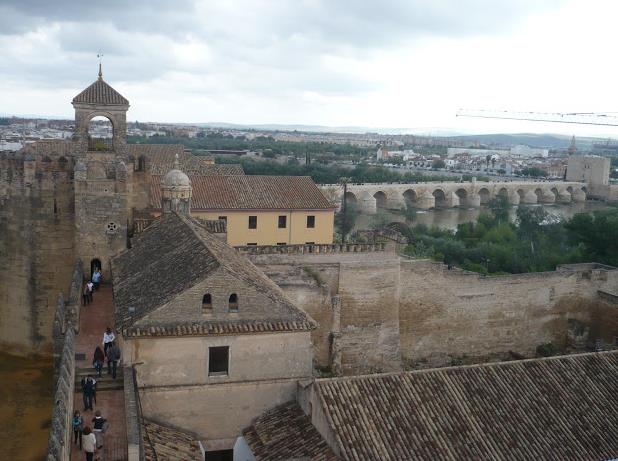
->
450, 133, 578, 149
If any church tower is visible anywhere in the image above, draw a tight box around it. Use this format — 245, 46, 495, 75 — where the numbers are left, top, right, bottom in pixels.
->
161, 154, 192, 215
72, 65, 131, 278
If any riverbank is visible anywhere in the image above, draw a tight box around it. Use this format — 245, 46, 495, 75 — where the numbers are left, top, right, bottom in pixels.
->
0, 351, 53, 461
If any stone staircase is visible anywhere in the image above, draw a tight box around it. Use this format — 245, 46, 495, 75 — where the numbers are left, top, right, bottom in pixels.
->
75, 366, 124, 392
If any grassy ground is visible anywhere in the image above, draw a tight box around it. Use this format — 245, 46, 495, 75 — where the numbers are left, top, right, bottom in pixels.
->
0, 351, 53, 461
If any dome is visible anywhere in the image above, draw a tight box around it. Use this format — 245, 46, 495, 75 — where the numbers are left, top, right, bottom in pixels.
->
163, 168, 190, 187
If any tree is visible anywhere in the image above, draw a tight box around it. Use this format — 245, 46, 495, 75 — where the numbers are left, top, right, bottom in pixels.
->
487, 195, 510, 224
432, 159, 446, 169
486, 154, 491, 168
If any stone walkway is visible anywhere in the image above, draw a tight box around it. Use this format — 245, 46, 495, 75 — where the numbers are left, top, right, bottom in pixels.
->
71, 285, 127, 461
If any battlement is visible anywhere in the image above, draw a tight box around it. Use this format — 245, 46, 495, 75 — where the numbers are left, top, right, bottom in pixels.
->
236, 242, 386, 255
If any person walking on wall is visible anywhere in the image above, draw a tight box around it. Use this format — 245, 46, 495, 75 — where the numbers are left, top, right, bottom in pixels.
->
92, 346, 105, 378
81, 375, 95, 411
103, 327, 115, 356
86, 280, 94, 303
82, 284, 90, 306
72, 410, 83, 450
82, 426, 96, 461
92, 410, 107, 449
107, 341, 121, 379
92, 268, 102, 291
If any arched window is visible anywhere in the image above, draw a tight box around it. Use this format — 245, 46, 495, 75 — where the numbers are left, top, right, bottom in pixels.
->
137, 155, 146, 172
228, 293, 238, 312
88, 116, 114, 151
202, 293, 212, 312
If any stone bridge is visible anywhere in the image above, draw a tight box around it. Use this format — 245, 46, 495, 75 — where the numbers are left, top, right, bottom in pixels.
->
320, 180, 587, 214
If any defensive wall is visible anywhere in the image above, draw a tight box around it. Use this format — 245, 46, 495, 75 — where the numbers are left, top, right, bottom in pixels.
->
0, 150, 77, 354
249, 248, 618, 375
320, 179, 588, 214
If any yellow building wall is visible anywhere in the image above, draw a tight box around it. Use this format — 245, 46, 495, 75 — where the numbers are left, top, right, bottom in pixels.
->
193, 209, 334, 246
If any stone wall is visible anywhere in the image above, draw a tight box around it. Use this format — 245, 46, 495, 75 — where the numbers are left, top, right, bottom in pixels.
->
251, 252, 618, 374
46, 322, 75, 461
0, 153, 76, 354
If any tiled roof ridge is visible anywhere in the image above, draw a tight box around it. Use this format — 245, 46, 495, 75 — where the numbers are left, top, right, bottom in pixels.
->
315, 350, 618, 384
124, 319, 315, 337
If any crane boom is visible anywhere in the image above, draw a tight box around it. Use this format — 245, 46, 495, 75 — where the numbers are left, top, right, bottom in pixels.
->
456, 109, 618, 127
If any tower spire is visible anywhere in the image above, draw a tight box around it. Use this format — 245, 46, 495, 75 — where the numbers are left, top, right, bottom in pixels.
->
97, 53, 104, 80
173, 153, 180, 170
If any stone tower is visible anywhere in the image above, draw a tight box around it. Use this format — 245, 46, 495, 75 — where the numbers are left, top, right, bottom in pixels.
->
72, 66, 131, 278
161, 154, 192, 215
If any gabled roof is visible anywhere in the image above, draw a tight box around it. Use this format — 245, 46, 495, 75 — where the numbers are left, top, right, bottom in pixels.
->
112, 212, 316, 334
150, 175, 335, 210
243, 401, 339, 461
313, 351, 618, 461
72, 78, 129, 106
142, 419, 201, 461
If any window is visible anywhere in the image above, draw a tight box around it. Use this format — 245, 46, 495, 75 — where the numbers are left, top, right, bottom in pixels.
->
202, 293, 212, 312
306, 215, 315, 228
278, 215, 287, 228
247, 243, 257, 246
277, 242, 286, 246
248, 215, 257, 229
208, 346, 229, 376
218, 216, 227, 223
229, 293, 238, 312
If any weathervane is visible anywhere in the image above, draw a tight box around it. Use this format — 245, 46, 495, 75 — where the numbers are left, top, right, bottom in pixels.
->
97, 53, 104, 80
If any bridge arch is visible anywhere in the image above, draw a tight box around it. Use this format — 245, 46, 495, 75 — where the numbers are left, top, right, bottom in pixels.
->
534, 188, 544, 202
373, 191, 387, 210
432, 189, 447, 208
517, 189, 526, 201
403, 189, 419, 208
479, 187, 491, 204
344, 191, 358, 208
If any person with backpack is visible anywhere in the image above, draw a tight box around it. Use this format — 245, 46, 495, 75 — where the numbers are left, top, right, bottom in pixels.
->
82, 426, 96, 461
92, 346, 105, 378
106, 341, 121, 379
72, 410, 83, 450
81, 375, 95, 411
92, 410, 107, 449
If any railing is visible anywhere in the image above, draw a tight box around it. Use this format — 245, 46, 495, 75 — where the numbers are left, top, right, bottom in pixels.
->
101, 436, 129, 461
236, 242, 385, 255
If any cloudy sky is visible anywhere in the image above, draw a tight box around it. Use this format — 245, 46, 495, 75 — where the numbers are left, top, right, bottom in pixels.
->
1, 0, 618, 136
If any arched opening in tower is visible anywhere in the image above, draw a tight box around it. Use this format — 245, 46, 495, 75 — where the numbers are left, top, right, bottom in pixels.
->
88, 116, 114, 151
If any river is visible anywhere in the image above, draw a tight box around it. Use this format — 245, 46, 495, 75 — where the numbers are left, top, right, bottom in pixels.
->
0, 352, 53, 461
354, 201, 613, 232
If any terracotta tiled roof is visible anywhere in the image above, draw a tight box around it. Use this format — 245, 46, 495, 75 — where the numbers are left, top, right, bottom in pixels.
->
150, 175, 335, 210
127, 144, 245, 175
112, 212, 316, 333
243, 401, 339, 461
72, 78, 129, 105
125, 319, 316, 338
142, 419, 201, 461
314, 351, 618, 461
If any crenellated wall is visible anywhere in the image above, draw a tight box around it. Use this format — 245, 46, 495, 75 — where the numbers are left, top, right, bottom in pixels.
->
0, 152, 76, 354
250, 251, 618, 374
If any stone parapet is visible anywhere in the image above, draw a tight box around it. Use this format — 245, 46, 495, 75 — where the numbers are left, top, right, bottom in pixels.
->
67, 260, 84, 331
123, 367, 143, 461
46, 325, 75, 461
235, 242, 385, 255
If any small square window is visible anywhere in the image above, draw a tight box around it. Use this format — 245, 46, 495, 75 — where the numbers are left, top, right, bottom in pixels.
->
218, 216, 227, 223
278, 215, 287, 228
248, 215, 257, 229
306, 215, 315, 228
247, 242, 257, 246
209, 346, 229, 376
277, 242, 286, 246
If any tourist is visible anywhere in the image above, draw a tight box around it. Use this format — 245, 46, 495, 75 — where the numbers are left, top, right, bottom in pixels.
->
81, 375, 95, 411
82, 284, 90, 306
72, 410, 83, 450
103, 327, 115, 355
107, 341, 121, 379
92, 346, 105, 378
92, 410, 107, 449
86, 280, 94, 303
82, 426, 96, 461
92, 268, 102, 290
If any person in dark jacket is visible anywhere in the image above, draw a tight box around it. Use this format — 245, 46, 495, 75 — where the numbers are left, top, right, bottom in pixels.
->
81, 376, 95, 411
92, 410, 107, 450
106, 342, 121, 379
92, 346, 105, 377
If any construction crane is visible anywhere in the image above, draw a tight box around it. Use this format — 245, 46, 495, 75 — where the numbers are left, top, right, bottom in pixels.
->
456, 109, 618, 127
